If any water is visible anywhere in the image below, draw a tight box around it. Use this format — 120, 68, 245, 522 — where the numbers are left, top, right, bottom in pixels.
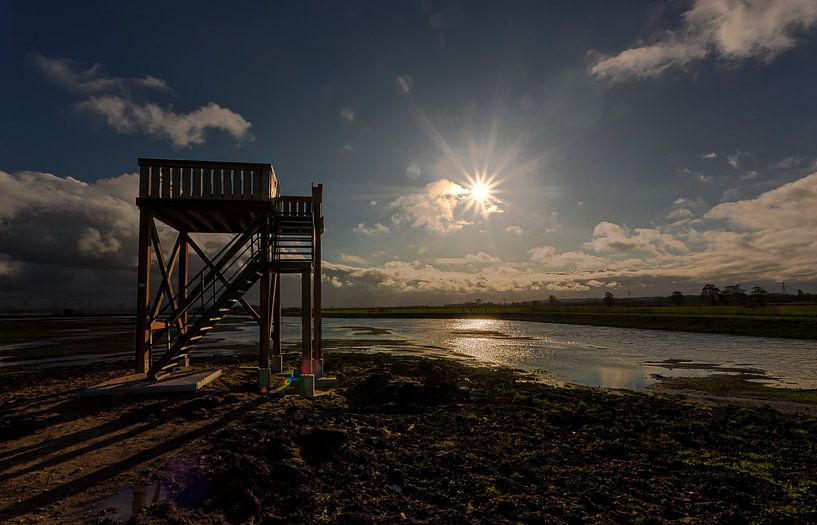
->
201, 316, 817, 390
2, 316, 815, 390
92, 483, 166, 522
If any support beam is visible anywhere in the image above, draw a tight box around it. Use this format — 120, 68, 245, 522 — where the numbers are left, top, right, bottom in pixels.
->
149, 234, 182, 322
178, 232, 188, 333
186, 234, 261, 324
312, 184, 323, 369
259, 218, 270, 372
301, 270, 312, 373
272, 273, 282, 372
135, 210, 152, 373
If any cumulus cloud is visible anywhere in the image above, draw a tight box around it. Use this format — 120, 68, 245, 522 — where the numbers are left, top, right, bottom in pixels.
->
323, 259, 617, 296
76, 96, 253, 148
702, 152, 718, 159
667, 196, 705, 221
0, 170, 139, 270
705, 171, 817, 230
590, 0, 817, 81
584, 222, 689, 255
354, 222, 390, 235
34, 53, 252, 147
435, 252, 501, 265
505, 225, 524, 235
390, 179, 471, 233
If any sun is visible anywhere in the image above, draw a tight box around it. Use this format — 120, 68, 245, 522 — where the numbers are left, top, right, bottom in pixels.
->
463, 172, 501, 217
469, 181, 491, 204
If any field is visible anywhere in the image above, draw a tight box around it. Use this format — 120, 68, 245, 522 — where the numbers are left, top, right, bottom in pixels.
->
324, 304, 817, 339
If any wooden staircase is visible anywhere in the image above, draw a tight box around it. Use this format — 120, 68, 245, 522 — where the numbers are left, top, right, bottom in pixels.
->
148, 218, 267, 380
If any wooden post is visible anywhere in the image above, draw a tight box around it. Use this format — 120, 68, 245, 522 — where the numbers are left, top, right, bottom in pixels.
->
272, 273, 281, 352
301, 270, 312, 373
135, 210, 152, 374
259, 218, 270, 371
312, 185, 323, 367
178, 232, 188, 333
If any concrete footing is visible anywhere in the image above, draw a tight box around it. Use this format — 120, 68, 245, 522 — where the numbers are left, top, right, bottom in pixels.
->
311, 358, 324, 378
257, 367, 271, 393
82, 369, 223, 396
300, 374, 315, 397
271, 355, 283, 373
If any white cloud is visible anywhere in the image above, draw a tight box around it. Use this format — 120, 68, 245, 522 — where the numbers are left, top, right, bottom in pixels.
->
35, 54, 252, 147
31, 52, 173, 95
727, 151, 749, 168
77, 96, 253, 148
405, 163, 422, 180
390, 179, 471, 233
705, 171, 817, 230
702, 152, 718, 159
354, 222, 390, 235
667, 196, 705, 221
505, 225, 524, 235
338, 253, 367, 265
590, 0, 817, 81
583, 222, 688, 255
435, 252, 501, 265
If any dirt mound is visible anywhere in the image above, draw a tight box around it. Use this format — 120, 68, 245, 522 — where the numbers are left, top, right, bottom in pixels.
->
346, 372, 459, 413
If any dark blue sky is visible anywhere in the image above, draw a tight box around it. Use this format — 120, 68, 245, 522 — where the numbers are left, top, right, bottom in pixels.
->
2, 0, 817, 307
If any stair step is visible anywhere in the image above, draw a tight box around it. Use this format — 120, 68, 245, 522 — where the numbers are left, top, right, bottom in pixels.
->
209, 316, 223, 322
199, 326, 214, 331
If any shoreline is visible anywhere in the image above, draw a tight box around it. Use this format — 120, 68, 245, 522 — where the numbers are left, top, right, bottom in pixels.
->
1, 352, 815, 522
3, 305, 817, 340
324, 309, 817, 340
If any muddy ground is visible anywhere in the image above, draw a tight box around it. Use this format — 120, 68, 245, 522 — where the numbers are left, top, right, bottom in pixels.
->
1, 352, 816, 524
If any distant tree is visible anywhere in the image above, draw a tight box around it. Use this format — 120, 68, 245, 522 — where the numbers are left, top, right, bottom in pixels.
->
751, 286, 768, 306
474, 298, 482, 305
723, 285, 747, 306
701, 284, 720, 306
548, 295, 559, 306
603, 291, 615, 307
670, 291, 684, 306
797, 289, 805, 302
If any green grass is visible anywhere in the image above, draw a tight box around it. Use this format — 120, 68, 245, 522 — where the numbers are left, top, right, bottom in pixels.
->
323, 304, 817, 339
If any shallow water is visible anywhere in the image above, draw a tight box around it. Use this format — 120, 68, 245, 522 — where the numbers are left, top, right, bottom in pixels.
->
200, 316, 817, 390
2, 316, 815, 390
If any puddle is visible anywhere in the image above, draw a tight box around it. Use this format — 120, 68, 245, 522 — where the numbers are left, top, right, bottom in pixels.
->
92, 483, 167, 522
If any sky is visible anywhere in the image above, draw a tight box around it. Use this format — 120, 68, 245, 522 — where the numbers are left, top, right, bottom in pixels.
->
1, 0, 817, 309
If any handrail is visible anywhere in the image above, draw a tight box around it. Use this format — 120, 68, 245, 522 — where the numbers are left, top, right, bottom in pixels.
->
138, 158, 279, 200
161, 218, 264, 326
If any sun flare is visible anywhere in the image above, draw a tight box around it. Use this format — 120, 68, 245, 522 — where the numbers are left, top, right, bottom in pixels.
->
469, 181, 491, 204
463, 172, 502, 217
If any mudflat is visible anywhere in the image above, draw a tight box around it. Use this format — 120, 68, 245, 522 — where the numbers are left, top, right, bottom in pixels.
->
1, 352, 815, 523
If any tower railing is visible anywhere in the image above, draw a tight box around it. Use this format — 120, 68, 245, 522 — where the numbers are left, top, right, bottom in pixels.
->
138, 158, 279, 200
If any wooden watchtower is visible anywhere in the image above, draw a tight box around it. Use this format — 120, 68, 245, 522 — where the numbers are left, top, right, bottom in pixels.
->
134, 158, 324, 389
